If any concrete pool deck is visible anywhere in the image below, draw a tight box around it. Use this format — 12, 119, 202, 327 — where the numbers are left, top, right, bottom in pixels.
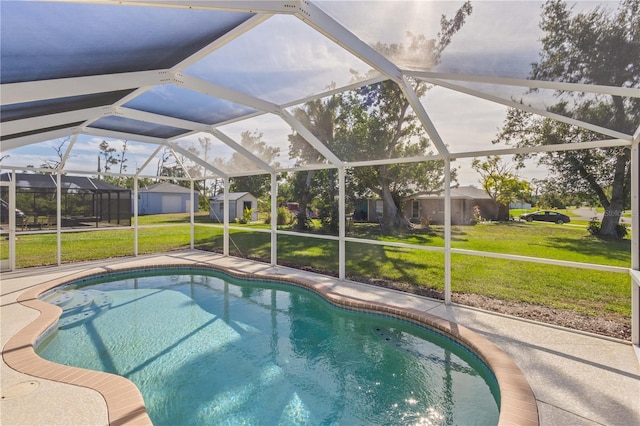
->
1, 250, 638, 425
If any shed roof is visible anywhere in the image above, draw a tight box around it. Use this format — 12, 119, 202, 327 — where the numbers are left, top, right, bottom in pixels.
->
210, 192, 255, 202
0, 172, 128, 191
406, 186, 492, 200
139, 182, 192, 194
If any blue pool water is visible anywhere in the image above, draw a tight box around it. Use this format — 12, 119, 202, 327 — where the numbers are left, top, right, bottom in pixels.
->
37, 269, 500, 425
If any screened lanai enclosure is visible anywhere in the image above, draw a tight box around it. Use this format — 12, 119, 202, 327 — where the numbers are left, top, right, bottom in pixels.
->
0, 1, 638, 346
0, 172, 131, 228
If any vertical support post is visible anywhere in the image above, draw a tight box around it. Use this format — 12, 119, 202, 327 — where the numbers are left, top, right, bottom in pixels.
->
133, 177, 139, 256
56, 172, 62, 265
631, 140, 639, 345
190, 180, 195, 250
8, 170, 16, 271
271, 173, 277, 266
339, 166, 346, 280
444, 158, 452, 304
223, 177, 229, 256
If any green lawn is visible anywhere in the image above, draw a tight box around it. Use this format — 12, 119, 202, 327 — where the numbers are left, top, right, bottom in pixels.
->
346, 220, 630, 267
1, 212, 632, 322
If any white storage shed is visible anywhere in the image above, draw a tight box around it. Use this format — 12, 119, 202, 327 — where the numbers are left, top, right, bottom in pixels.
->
209, 192, 258, 223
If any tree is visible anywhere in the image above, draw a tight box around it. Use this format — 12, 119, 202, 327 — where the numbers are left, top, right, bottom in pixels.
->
471, 156, 531, 220
284, 3, 472, 230
116, 140, 128, 176
494, 0, 638, 238
97, 140, 132, 187
332, 3, 472, 228
41, 137, 71, 170
229, 131, 280, 199
288, 97, 340, 230
98, 140, 118, 177
155, 148, 172, 181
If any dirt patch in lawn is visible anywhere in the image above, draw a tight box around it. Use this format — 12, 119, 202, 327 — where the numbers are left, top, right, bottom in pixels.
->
352, 276, 631, 341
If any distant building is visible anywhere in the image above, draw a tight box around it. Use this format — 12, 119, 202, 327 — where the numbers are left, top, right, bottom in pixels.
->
352, 199, 383, 222
137, 182, 197, 215
403, 186, 508, 225
0, 172, 131, 227
209, 192, 258, 222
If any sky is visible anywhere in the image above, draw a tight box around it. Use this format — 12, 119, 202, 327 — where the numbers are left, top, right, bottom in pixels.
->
2, 1, 619, 188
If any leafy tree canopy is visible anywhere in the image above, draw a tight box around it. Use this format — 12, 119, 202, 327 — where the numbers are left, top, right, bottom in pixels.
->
472, 156, 531, 219
494, 0, 638, 238
286, 2, 472, 229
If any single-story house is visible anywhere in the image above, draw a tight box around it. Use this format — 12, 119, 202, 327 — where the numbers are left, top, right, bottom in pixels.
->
402, 186, 508, 225
209, 192, 258, 222
136, 182, 198, 215
352, 199, 383, 222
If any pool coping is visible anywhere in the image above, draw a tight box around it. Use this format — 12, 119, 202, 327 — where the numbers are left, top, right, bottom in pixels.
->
3, 259, 539, 426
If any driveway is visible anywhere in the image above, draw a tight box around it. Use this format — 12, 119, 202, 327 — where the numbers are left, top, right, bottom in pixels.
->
572, 207, 631, 224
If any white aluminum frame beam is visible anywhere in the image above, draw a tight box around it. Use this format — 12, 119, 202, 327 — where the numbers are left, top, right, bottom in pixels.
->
1, 128, 83, 150
209, 129, 274, 173
280, 74, 387, 109
115, 108, 274, 174
338, 166, 346, 280
275, 163, 336, 173
345, 154, 442, 168
270, 173, 278, 266
632, 160, 639, 345
293, 2, 450, 158
427, 78, 633, 141
279, 109, 342, 167
117, 107, 209, 133
1, 107, 110, 137
1, 70, 171, 105
81, 127, 167, 145
444, 159, 452, 304
175, 73, 280, 114
85, 1, 299, 14
134, 145, 164, 178
294, 1, 402, 81
172, 13, 273, 70
58, 133, 79, 173
170, 143, 229, 179
405, 71, 640, 99
451, 139, 632, 159
400, 78, 449, 157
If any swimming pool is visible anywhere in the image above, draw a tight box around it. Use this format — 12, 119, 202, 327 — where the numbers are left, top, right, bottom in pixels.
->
36, 269, 500, 425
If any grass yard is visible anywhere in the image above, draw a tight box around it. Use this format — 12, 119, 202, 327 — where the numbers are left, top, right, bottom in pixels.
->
347, 220, 630, 267
1, 212, 632, 325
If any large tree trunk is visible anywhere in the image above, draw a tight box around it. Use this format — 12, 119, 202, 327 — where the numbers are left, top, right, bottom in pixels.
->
599, 151, 629, 238
380, 180, 411, 229
569, 150, 629, 239
296, 170, 314, 231
600, 204, 623, 238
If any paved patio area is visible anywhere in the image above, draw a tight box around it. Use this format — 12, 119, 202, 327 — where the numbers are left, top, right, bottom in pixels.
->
2, 250, 638, 425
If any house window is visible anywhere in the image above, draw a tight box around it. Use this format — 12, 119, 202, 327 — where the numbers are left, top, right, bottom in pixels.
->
243, 201, 252, 212
412, 200, 419, 218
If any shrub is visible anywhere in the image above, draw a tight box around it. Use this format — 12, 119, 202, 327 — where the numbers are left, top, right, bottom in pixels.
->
294, 211, 313, 230
265, 207, 294, 225
587, 217, 628, 239
238, 207, 253, 224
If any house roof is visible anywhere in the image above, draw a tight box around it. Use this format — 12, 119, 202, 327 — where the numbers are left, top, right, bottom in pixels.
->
139, 182, 191, 194
405, 186, 492, 200
210, 192, 255, 202
0, 172, 128, 191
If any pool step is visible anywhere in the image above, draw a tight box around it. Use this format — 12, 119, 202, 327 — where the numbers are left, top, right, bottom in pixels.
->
45, 289, 112, 328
